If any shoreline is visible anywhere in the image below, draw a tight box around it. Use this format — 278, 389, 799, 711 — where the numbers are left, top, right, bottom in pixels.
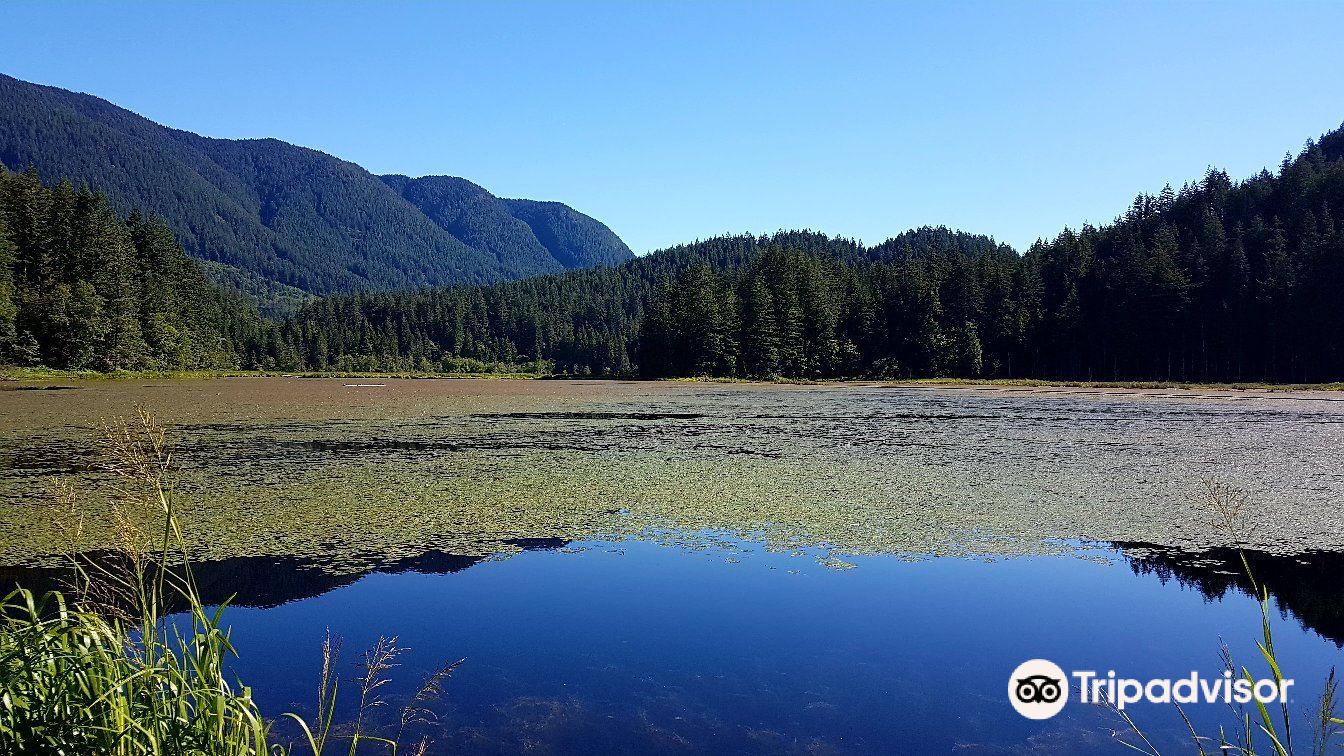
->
4, 367, 1343, 394
0, 367, 547, 382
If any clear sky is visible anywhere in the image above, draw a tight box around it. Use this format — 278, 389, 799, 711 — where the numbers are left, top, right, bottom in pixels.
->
3, 1, 1343, 255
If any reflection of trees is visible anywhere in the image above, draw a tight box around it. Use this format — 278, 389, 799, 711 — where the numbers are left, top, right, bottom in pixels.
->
0, 537, 568, 610
1119, 542, 1344, 647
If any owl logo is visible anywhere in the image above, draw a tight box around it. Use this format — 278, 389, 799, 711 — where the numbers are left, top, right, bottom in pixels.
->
1009, 659, 1069, 719
1015, 674, 1063, 704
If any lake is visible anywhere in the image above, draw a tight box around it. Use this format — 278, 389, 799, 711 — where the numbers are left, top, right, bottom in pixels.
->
2, 377, 1343, 753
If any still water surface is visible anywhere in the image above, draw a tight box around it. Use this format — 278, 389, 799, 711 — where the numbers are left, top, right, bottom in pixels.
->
156, 538, 1344, 755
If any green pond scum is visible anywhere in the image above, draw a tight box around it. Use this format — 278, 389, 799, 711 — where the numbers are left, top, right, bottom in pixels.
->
3, 377, 1344, 574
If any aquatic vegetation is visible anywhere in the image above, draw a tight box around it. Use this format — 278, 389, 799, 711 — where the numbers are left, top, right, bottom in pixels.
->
287, 630, 464, 756
2, 395, 1342, 753
3, 378, 1344, 574
0, 586, 273, 755
1108, 480, 1344, 755
0, 411, 272, 755
0, 410, 461, 755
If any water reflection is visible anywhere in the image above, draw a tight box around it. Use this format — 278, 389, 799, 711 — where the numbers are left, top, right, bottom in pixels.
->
1, 538, 1342, 753
0, 537, 568, 610
6, 540, 1340, 652
1119, 542, 1344, 646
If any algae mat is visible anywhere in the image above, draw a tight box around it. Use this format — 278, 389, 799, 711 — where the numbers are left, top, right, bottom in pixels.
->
2, 377, 1343, 570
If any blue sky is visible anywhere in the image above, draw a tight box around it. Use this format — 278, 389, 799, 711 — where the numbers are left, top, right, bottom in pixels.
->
3, 1, 1343, 254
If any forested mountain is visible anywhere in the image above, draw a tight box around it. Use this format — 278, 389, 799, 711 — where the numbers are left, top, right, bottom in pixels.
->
499, 198, 635, 269
1026, 128, 1344, 382
3, 89, 1341, 384
254, 124, 1344, 383
380, 175, 632, 279
0, 168, 261, 370
0, 74, 633, 303
254, 228, 1019, 376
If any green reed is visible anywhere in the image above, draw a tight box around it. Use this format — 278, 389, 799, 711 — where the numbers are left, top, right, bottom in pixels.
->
1110, 478, 1343, 755
0, 409, 457, 755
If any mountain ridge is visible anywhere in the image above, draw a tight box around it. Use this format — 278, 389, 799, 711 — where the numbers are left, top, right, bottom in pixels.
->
0, 73, 633, 303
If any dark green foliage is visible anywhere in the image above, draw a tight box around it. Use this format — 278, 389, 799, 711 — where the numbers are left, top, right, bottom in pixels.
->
382, 176, 634, 278
0, 74, 633, 303
863, 226, 1015, 264
264, 123, 1344, 382
263, 228, 1017, 378
0, 216, 14, 351
194, 260, 314, 319
1022, 127, 1344, 382
381, 175, 568, 280
638, 264, 739, 377
0, 168, 259, 370
501, 198, 635, 269
6, 72, 1342, 385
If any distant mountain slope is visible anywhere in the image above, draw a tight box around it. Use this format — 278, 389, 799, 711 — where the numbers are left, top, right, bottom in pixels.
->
501, 198, 634, 269
0, 73, 633, 299
380, 175, 564, 279
381, 176, 635, 277
864, 226, 1016, 263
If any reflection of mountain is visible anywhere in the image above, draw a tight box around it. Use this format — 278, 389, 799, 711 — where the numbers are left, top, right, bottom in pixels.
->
1118, 542, 1344, 647
0, 538, 568, 610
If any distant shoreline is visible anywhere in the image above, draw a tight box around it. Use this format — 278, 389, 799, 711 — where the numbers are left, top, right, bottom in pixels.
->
876, 377, 1344, 393
0, 368, 546, 382
4, 367, 1343, 394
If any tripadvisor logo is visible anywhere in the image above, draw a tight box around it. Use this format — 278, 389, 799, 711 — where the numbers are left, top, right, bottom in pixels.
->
1008, 659, 1295, 720
1009, 659, 1069, 719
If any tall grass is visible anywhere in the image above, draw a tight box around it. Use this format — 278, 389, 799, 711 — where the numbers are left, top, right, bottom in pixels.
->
0, 409, 459, 755
1109, 478, 1344, 755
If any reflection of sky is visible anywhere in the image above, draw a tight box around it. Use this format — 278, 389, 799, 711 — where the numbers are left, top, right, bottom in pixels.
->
213, 540, 1344, 755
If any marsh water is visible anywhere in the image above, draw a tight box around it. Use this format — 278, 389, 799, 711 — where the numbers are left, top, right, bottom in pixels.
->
3, 377, 1344, 754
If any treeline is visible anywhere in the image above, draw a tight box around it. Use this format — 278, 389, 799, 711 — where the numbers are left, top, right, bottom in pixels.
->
0, 168, 259, 371
637, 249, 1008, 378
261, 124, 1344, 382
643, 120, 1344, 382
1027, 130, 1344, 382
6, 123, 1344, 383
255, 228, 1003, 376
